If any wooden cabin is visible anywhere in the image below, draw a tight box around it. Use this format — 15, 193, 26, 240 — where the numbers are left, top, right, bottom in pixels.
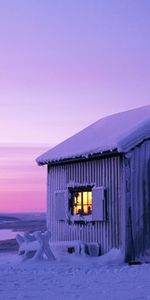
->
36, 105, 150, 261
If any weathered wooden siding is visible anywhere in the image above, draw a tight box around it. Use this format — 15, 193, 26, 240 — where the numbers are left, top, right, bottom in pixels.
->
124, 139, 150, 261
47, 155, 122, 254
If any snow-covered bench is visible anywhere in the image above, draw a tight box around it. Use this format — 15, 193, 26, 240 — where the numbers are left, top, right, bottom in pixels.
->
16, 231, 55, 261
49, 240, 101, 257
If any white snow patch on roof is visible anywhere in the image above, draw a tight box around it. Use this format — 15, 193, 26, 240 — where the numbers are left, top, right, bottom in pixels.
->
37, 105, 150, 164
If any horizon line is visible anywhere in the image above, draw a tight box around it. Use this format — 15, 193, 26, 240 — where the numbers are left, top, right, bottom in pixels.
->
0, 211, 46, 214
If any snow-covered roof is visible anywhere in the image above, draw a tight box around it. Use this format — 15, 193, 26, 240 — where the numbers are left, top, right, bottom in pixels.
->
36, 105, 150, 165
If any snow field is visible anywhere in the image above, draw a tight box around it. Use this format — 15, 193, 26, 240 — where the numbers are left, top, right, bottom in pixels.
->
0, 250, 150, 300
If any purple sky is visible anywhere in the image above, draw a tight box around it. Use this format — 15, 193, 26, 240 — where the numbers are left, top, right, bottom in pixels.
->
0, 0, 150, 212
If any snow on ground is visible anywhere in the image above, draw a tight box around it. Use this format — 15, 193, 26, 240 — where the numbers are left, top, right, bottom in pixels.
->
0, 249, 150, 300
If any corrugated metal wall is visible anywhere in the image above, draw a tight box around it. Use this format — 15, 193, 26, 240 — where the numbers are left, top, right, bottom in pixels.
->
124, 139, 150, 261
47, 155, 122, 254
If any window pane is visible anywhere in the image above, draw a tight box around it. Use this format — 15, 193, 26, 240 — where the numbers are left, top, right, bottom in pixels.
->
71, 189, 92, 216
83, 192, 88, 205
74, 206, 77, 214
87, 191, 92, 214
77, 206, 82, 214
83, 205, 88, 214
87, 191, 92, 205
77, 192, 82, 205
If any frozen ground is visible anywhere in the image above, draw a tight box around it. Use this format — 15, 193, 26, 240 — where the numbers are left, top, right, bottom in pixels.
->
0, 249, 150, 300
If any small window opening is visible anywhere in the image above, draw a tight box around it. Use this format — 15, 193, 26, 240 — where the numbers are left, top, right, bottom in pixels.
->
69, 186, 93, 216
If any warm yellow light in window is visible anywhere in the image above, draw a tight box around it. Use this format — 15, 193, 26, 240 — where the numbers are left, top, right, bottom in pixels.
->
73, 190, 92, 215
88, 191, 92, 205
83, 192, 88, 205
77, 206, 81, 214
78, 192, 82, 205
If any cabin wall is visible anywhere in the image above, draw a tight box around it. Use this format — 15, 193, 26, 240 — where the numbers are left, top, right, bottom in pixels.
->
47, 155, 122, 254
124, 139, 150, 261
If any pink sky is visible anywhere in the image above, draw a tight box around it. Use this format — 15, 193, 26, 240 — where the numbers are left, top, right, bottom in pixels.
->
0, 1, 150, 212
0, 146, 47, 212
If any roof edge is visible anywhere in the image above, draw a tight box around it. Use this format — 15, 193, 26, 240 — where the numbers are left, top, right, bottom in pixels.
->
36, 149, 120, 166
117, 118, 150, 153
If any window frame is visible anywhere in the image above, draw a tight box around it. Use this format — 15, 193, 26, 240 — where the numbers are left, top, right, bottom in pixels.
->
68, 185, 93, 218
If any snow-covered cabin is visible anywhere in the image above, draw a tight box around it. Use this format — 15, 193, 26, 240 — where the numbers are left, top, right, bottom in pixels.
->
36, 105, 150, 262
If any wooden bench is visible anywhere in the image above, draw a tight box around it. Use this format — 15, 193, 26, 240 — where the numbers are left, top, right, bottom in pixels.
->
16, 231, 55, 261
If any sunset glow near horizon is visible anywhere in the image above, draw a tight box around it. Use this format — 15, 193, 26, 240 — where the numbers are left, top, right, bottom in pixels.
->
0, 1, 150, 212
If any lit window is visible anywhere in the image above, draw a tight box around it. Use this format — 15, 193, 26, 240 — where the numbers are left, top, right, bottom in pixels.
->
69, 188, 92, 216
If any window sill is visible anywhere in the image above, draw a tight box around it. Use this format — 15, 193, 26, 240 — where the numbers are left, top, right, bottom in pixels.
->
70, 214, 92, 222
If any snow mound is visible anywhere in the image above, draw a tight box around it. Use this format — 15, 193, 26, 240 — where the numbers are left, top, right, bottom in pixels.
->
98, 248, 124, 265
